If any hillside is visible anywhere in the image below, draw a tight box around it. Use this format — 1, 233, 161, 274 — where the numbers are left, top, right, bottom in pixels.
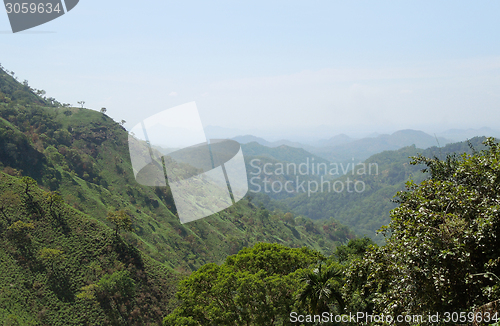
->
0, 68, 355, 252
284, 137, 489, 243
241, 141, 330, 166
0, 66, 49, 107
0, 172, 177, 325
238, 142, 341, 200
234, 136, 315, 152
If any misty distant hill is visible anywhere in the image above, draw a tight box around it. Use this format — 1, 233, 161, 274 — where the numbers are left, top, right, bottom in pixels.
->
315, 133, 355, 147
310, 129, 453, 163
241, 142, 330, 166
235, 128, 500, 174
233, 135, 315, 151
436, 127, 500, 142
233, 135, 272, 146
284, 136, 490, 244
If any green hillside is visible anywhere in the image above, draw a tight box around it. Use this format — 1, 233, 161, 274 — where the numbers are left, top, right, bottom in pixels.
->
0, 66, 49, 107
284, 137, 489, 243
0, 66, 357, 323
241, 142, 345, 201
0, 172, 176, 325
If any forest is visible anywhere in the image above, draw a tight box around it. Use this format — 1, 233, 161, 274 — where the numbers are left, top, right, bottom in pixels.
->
1, 65, 499, 325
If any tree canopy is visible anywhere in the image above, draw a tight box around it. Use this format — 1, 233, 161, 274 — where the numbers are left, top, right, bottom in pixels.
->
347, 138, 500, 321
164, 243, 323, 326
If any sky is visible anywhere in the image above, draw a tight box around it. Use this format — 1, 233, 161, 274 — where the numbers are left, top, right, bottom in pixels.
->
1, 1, 500, 141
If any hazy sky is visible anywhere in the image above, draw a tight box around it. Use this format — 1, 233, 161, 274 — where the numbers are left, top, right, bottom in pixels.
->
1, 1, 500, 140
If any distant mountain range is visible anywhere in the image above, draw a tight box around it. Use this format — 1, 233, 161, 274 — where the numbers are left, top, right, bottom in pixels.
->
234, 128, 500, 166
435, 127, 500, 142
281, 136, 490, 244
234, 129, 451, 165
310, 129, 453, 163
233, 135, 316, 151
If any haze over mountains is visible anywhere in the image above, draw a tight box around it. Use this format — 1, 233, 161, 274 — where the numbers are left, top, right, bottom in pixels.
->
233, 127, 498, 244
233, 128, 500, 164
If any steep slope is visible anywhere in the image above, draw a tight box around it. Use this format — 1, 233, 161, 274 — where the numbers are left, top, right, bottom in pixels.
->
0, 105, 355, 268
0, 66, 48, 107
0, 172, 176, 325
0, 67, 356, 272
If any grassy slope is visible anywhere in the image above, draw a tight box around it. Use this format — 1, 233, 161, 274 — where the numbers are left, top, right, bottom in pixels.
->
0, 172, 176, 325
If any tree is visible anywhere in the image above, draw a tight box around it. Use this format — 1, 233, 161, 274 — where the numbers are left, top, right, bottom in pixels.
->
100, 107, 107, 114
106, 209, 133, 237
357, 138, 500, 319
164, 243, 323, 325
283, 212, 295, 226
20, 176, 37, 196
120, 120, 126, 126
77, 101, 85, 108
297, 263, 345, 315
44, 191, 63, 212
96, 270, 136, 299
39, 247, 65, 272
334, 237, 375, 264
7, 220, 34, 247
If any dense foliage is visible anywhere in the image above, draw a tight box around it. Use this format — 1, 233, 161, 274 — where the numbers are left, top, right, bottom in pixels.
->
164, 243, 325, 325
344, 138, 500, 323
0, 172, 176, 325
165, 139, 500, 325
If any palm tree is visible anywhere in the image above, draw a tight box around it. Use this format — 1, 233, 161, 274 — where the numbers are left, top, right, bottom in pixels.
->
298, 263, 345, 315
